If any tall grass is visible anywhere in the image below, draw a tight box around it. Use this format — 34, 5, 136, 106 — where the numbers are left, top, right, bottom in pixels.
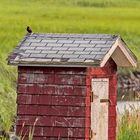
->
28, 118, 38, 140
117, 107, 140, 140
0, 61, 16, 132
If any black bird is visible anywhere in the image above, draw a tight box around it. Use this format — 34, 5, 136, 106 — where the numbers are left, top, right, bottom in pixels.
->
27, 26, 32, 33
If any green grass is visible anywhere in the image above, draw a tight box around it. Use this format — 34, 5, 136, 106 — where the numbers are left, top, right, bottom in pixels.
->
0, 0, 140, 136
117, 107, 140, 140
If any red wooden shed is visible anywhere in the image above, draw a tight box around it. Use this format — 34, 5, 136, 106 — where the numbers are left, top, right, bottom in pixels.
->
8, 33, 137, 140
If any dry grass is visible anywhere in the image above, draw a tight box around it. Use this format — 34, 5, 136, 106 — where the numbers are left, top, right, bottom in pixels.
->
117, 107, 140, 140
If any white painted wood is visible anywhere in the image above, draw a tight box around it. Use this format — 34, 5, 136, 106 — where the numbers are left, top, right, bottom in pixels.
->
111, 46, 132, 67
91, 78, 109, 140
100, 37, 137, 67
117, 38, 137, 67
100, 38, 119, 67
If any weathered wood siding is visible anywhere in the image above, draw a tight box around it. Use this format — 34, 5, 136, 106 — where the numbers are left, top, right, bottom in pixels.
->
16, 58, 117, 140
87, 58, 117, 140
16, 67, 90, 139
91, 78, 109, 140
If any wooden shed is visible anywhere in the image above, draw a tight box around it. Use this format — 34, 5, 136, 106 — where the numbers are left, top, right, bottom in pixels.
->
8, 33, 137, 140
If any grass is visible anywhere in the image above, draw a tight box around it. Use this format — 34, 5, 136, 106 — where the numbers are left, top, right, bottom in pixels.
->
0, 0, 140, 138
117, 107, 140, 140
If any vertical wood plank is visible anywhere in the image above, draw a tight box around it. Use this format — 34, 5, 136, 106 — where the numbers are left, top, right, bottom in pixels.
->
91, 78, 109, 140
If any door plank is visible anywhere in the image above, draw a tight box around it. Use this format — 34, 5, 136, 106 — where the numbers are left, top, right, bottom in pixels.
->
91, 78, 109, 140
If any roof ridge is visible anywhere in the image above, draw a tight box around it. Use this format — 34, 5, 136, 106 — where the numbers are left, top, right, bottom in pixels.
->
31, 32, 119, 36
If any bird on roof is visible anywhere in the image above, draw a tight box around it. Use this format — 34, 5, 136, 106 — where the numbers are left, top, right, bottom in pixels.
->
27, 26, 32, 33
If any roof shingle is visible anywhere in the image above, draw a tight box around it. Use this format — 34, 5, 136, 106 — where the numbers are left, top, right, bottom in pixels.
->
8, 33, 119, 66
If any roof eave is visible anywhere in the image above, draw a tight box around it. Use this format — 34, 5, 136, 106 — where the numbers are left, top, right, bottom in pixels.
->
118, 38, 137, 67
8, 60, 100, 68
100, 37, 137, 67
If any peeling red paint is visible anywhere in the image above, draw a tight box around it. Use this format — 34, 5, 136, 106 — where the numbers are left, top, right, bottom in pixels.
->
17, 67, 88, 139
16, 59, 117, 140
85, 58, 117, 140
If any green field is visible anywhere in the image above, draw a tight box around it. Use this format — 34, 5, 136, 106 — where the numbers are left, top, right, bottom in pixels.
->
0, 0, 140, 138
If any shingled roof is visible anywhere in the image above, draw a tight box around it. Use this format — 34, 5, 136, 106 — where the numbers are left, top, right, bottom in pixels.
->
7, 33, 137, 67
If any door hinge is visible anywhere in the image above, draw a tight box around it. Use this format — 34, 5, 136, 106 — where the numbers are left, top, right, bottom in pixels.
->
90, 129, 93, 139
90, 91, 93, 102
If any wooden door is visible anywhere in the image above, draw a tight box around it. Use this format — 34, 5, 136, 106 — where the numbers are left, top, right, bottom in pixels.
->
91, 78, 109, 140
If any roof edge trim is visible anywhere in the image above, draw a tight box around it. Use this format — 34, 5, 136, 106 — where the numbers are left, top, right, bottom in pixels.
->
118, 38, 137, 67
100, 38, 119, 67
100, 37, 137, 67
